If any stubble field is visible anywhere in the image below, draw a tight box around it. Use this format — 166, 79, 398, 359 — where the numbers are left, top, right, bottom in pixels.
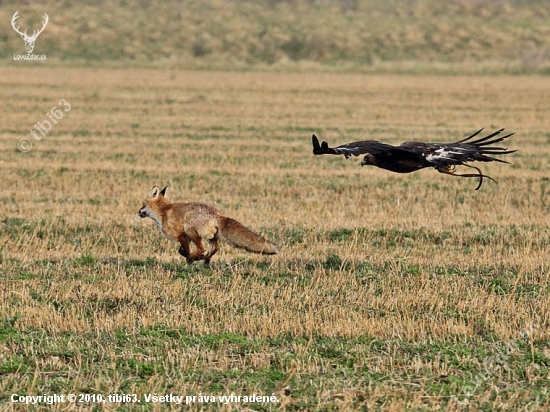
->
1, 67, 550, 410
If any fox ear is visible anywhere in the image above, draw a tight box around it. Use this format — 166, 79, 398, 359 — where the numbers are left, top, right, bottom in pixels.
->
160, 186, 168, 197
148, 186, 160, 200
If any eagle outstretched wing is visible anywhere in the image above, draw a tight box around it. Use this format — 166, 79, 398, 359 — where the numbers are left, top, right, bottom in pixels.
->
312, 128, 516, 190
401, 128, 516, 166
312, 136, 395, 158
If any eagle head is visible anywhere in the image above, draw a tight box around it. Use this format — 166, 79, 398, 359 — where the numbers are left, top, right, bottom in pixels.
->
360, 154, 376, 167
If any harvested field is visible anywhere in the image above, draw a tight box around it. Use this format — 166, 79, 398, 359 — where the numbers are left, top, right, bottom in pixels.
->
1, 67, 549, 410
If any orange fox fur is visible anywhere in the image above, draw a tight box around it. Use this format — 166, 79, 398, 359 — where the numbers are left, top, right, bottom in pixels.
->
138, 186, 278, 264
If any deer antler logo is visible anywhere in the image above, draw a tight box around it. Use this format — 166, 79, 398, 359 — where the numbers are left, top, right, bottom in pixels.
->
11, 11, 49, 54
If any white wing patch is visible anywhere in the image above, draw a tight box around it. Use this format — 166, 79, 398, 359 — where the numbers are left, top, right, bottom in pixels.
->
425, 147, 468, 163
334, 147, 358, 158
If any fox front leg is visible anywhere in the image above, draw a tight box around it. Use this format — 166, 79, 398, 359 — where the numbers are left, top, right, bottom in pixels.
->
181, 229, 206, 265
177, 233, 191, 258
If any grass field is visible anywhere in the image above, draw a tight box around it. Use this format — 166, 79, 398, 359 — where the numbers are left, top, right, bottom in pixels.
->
1, 67, 550, 410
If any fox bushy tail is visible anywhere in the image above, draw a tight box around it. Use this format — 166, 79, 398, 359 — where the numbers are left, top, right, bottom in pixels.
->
219, 217, 279, 254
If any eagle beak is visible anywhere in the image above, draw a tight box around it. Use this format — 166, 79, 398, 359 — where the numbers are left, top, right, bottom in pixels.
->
360, 158, 367, 167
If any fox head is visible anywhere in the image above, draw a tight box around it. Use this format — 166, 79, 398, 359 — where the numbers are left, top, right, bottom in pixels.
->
138, 185, 168, 218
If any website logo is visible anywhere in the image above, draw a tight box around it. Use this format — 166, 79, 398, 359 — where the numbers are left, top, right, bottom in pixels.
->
12, 11, 48, 60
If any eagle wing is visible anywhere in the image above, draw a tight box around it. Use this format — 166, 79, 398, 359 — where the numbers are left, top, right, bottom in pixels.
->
312, 134, 395, 158
400, 128, 516, 168
399, 128, 516, 189
312, 133, 430, 173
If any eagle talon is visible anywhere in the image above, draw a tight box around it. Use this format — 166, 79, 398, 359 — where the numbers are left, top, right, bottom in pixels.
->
439, 165, 456, 174
437, 164, 496, 190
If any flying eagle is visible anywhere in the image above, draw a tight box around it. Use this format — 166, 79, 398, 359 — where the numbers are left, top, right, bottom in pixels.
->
312, 128, 516, 190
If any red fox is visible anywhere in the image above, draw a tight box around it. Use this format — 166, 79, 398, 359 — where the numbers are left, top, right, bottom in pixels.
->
138, 186, 279, 264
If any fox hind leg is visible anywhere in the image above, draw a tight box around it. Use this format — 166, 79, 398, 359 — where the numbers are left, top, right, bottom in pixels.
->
204, 237, 219, 265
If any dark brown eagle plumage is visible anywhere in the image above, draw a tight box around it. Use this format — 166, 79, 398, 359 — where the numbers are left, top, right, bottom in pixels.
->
312, 128, 516, 190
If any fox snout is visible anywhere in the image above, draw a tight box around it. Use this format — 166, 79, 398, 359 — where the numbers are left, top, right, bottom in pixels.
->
138, 207, 148, 218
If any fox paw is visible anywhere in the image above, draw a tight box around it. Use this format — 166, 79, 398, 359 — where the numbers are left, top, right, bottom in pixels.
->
186, 254, 205, 265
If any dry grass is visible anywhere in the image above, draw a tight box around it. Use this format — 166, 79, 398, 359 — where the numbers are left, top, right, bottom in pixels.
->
1, 67, 550, 410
